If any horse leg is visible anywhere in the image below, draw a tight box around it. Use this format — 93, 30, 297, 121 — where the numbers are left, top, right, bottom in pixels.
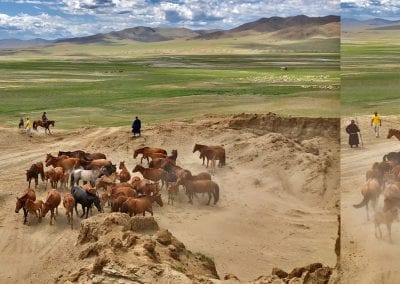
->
50, 209, 53, 225
23, 208, 28, 224
207, 191, 211, 205
80, 204, 85, 218
86, 206, 89, 219
74, 203, 79, 217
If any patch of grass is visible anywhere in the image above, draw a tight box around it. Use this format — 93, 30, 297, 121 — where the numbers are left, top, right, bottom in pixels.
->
341, 29, 400, 115
0, 38, 339, 127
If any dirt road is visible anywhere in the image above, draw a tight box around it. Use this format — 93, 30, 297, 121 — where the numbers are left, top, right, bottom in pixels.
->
341, 115, 400, 283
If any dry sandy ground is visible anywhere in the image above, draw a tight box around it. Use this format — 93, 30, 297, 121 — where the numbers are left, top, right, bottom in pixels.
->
341, 115, 400, 284
0, 114, 339, 283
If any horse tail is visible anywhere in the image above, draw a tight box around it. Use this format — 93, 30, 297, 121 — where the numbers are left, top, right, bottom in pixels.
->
353, 195, 369, 208
221, 151, 226, 166
213, 183, 219, 204
70, 173, 75, 188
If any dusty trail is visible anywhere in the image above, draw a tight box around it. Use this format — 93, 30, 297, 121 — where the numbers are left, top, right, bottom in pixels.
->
0, 114, 338, 282
341, 115, 400, 283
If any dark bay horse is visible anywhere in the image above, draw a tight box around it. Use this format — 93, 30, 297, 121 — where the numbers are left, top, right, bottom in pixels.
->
387, 129, 400, 141
33, 120, 55, 134
15, 188, 36, 224
26, 162, 45, 188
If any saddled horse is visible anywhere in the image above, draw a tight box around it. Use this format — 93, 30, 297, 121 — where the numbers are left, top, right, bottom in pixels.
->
15, 188, 36, 224
33, 120, 55, 134
387, 129, 400, 141
71, 186, 102, 218
133, 147, 167, 164
26, 162, 45, 188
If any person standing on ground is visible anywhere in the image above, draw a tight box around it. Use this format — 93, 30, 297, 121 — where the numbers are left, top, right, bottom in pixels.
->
371, 112, 382, 138
346, 120, 361, 148
18, 117, 24, 128
25, 117, 32, 137
132, 116, 141, 137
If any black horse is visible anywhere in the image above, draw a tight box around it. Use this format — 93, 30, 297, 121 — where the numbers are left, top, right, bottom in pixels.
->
71, 186, 102, 218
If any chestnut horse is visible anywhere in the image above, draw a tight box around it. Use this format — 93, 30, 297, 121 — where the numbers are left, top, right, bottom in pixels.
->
121, 193, 163, 216
387, 129, 400, 141
45, 153, 80, 173
193, 144, 226, 167
33, 120, 55, 134
26, 162, 45, 188
133, 147, 167, 164
177, 178, 220, 205
118, 161, 131, 183
15, 188, 36, 224
132, 165, 167, 189
63, 193, 75, 229
24, 199, 44, 225
42, 189, 61, 225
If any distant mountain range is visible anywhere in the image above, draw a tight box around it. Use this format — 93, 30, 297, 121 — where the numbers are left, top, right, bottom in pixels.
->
0, 15, 340, 49
342, 18, 400, 29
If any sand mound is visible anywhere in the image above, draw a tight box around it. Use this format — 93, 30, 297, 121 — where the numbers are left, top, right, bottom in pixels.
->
57, 214, 219, 283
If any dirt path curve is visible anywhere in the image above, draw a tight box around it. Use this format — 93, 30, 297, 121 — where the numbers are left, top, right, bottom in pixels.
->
341, 115, 400, 283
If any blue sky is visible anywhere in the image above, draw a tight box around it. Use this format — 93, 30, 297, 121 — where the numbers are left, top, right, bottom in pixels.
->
0, 0, 340, 40
341, 0, 400, 20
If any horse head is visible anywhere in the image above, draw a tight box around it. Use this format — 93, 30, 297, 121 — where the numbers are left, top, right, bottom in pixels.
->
387, 129, 394, 139
154, 193, 163, 207
132, 165, 141, 173
133, 150, 139, 159
93, 196, 103, 213
193, 144, 200, 153
119, 161, 125, 169
15, 197, 24, 213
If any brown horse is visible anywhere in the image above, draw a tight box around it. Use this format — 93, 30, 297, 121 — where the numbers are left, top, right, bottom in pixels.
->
111, 195, 129, 212
42, 189, 61, 225
15, 188, 36, 224
133, 147, 167, 164
63, 193, 75, 229
45, 153, 80, 173
79, 158, 112, 170
177, 178, 219, 205
387, 129, 400, 141
26, 162, 45, 188
33, 120, 55, 134
353, 178, 381, 220
131, 178, 159, 196
167, 182, 179, 205
121, 193, 163, 216
132, 165, 167, 189
118, 161, 131, 183
24, 199, 44, 225
193, 144, 226, 168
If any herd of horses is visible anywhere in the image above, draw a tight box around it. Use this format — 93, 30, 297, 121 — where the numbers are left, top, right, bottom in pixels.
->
353, 142, 400, 241
16, 144, 226, 227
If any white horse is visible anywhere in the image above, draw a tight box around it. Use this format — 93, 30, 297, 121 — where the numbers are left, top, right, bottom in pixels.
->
70, 168, 100, 188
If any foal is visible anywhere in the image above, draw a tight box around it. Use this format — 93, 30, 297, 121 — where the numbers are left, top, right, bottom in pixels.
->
24, 199, 44, 225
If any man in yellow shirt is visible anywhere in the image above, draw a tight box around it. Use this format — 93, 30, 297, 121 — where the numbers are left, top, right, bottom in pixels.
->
25, 117, 32, 137
371, 112, 382, 138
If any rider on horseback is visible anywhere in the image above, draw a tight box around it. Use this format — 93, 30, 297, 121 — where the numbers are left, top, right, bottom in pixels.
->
42, 112, 48, 123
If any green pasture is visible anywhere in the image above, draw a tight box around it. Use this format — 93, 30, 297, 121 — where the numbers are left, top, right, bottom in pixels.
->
0, 37, 339, 128
341, 30, 400, 115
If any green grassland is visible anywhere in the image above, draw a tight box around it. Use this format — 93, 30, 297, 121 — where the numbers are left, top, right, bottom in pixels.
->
341, 29, 400, 116
0, 36, 339, 128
